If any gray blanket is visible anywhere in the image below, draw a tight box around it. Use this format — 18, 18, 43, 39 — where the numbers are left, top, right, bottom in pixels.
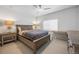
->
22, 30, 48, 41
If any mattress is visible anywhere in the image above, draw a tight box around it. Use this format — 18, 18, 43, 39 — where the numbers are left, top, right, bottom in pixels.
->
22, 30, 48, 41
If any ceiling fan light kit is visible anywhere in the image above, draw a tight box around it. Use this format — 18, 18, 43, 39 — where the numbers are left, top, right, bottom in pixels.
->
33, 5, 51, 11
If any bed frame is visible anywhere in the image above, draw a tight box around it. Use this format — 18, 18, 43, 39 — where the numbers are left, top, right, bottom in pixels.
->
16, 25, 50, 53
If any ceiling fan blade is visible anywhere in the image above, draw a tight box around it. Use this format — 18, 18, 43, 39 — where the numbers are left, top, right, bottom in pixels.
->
33, 5, 37, 8
33, 5, 42, 8
44, 8, 51, 10
33, 5, 51, 11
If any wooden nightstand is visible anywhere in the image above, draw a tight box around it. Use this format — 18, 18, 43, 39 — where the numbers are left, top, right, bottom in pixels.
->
0, 32, 16, 46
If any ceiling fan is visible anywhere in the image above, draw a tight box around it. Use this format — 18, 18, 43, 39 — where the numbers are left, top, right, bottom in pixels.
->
33, 5, 51, 10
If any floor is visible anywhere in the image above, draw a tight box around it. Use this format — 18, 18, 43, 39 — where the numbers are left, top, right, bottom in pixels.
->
0, 39, 69, 54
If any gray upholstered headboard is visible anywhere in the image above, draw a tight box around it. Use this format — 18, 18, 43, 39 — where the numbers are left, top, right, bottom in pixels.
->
16, 25, 32, 30
16, 25, 33, 34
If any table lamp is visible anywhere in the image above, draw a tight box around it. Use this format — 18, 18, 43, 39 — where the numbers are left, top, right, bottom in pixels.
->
4, 19, 15, 32
32, 20, 40, 29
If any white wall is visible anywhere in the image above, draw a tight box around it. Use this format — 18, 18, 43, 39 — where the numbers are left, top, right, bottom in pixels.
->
0, 7, 34, 25
0, 6, 35, 32
38, 6, 79, 31
15, 15, 34, 25
76, 6, 79, 30
0, 6, 79, 31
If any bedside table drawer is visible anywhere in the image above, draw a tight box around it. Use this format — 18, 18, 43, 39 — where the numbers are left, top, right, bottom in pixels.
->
0, 33, 16, 46
2, 36, 16, 41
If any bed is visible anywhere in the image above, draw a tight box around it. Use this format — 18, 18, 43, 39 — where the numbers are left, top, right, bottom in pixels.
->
16, 25, 50, 53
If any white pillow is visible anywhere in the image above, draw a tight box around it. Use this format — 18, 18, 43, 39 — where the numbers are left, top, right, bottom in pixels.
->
18, 27, 22, 35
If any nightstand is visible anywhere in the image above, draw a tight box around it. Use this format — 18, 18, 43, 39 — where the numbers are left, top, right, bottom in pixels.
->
0, 32, 16, 46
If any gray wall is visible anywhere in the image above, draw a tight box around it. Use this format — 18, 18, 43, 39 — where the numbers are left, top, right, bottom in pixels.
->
38, 6, 79, 31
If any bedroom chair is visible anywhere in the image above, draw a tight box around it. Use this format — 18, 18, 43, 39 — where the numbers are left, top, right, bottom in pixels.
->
53, 31, 70, 53
67, 31, 79, 54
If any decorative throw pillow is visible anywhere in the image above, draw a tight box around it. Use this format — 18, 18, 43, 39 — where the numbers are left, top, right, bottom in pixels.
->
18, 27, 22, 35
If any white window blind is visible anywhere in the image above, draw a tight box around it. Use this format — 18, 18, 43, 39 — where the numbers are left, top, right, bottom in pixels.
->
43, 19, 58, 31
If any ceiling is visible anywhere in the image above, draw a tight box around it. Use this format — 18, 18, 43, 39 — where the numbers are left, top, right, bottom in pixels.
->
0, 5, 76, 17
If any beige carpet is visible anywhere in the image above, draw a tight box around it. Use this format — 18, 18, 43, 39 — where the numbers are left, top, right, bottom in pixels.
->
0, 39, 68, 54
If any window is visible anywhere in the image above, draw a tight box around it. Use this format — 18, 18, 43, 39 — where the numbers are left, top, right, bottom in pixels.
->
43, 19, 58, 31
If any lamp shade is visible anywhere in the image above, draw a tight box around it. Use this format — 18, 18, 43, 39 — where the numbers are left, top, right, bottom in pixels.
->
32, 20, 40, 25
32, 20, 40, 29
4, 19, 15, 29
32, 20, 37, 25
5, 20, 14, 25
